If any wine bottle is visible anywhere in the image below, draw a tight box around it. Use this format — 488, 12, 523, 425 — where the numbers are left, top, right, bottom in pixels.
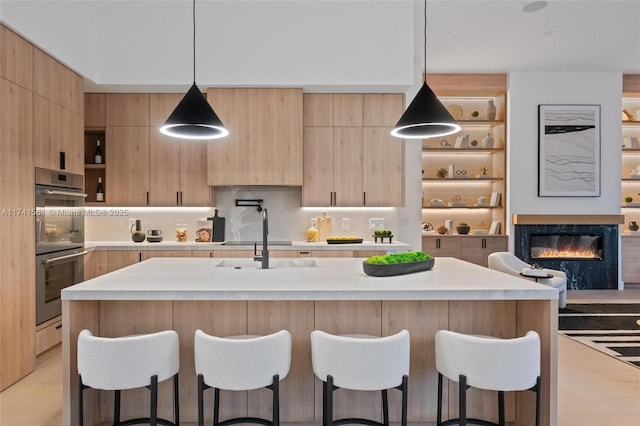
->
96, 177, 104, 202
94, 140, 103, 164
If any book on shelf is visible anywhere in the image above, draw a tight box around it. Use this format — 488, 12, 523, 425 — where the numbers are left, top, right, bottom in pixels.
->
489, 192, 502, 207
489, 221, 501, 235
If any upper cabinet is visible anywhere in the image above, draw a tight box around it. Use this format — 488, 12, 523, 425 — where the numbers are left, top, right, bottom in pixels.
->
32, 48, 84, 175
206, 88, 303, 186
0, 25, 33, 90
421, 74, 507, 235
84, 93, 213, 206
302, 93, 404, 207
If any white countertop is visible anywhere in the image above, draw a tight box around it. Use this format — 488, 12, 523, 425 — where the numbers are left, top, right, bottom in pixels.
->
63, 257, 557, 302
85, 240, 412, 251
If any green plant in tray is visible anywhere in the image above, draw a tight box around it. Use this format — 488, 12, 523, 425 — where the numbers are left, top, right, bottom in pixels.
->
365, 251, 432, 265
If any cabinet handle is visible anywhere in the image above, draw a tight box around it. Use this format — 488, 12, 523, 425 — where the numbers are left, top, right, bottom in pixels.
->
146, 191, 149, 206
436, 238, 441, 249
180, 191, 183, 205
363, 192, 366, 206
482, 238, 487, 249
177, 192, 180, 205
299, 251, 311, 255
55, 324, 62, 330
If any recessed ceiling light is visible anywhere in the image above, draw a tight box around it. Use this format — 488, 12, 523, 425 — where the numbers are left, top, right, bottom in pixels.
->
523, 1, 548, 13
543, 30, 555, 36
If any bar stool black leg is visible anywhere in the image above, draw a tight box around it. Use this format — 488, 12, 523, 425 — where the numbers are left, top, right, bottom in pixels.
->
272, 374, 280, 426
78, 376, 84, 426
535, 376, 541, 426
459, 375, 467, 426
498, 390, 505, 426
114, 389, 121, 425
400, 375, 408, 426
213, 388, 221, 426
173, 374, 180, 426
382, 389, 389, 426
437, 373, 443, 426
325, 375, 334, 426
150, 375, 158, 426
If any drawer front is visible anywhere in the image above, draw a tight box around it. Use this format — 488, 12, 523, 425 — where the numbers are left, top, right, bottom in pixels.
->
36, 318, 62, 355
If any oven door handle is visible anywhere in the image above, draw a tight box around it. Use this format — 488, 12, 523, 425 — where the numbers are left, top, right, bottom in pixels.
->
41, 251, 88, 264
43, 189, 88, 198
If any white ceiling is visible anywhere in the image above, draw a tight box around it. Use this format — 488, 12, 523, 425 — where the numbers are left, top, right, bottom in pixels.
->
1, 0, 639, 93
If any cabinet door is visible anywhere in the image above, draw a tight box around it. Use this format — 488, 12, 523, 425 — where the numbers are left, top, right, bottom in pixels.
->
622, 238, 640, 283
362, 127, 404, 207
334, 94, 362, 127
85, 93, 106, 128
105, 251, 140, 273
207, 88, 303, 186
460, 237, 484, 265
141, 251, 193, 260
106, 127, 150, 206
303, 94, 333, 126
33, 94, 64, 171
148, 131, 180, 206
0, 25, 33, 89
106, 93, 150, 126
363, 94, 403, 127
303, 127, 334, 206
437, 237, 462, 257
482, 236, 508, 267
179, 141, 212, 206
333, 127, 363, 206
421, 236, 439, 254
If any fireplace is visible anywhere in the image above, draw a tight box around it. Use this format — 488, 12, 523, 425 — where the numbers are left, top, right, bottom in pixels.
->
513, 215, 623, 290
530, 234, 603, 260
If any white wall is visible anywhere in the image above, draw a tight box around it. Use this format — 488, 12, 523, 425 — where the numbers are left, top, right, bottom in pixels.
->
507, 72, 623, 244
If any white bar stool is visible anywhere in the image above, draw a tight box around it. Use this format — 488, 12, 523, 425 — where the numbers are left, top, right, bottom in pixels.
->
77, 329, 180, 426
194, 329, 292, 426
435, 330, 541, 426
310, 329, 410, 426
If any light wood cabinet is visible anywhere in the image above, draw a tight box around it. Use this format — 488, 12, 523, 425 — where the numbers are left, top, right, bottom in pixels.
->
141, 250, 193, 260
148, 94, 212, 206
106, 93, 149, 126
622, 237, 640, 284
0, 78, 36, 391
0, 25, 33, 90
206, 88, 303, 186
85, 93, 106, 128
105, 127, 150, 206
33, 48, 83, 114
303, 93, 404, 207
422, 235, 507, 267
35, 317, 62, 356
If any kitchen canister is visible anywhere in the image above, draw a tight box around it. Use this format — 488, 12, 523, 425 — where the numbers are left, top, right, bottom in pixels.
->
196, 220, 212, 242
176, 223, 188, 242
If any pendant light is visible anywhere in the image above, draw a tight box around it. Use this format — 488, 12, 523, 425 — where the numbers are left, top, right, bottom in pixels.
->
391, 0, 460, 139
160, 0, 229, 140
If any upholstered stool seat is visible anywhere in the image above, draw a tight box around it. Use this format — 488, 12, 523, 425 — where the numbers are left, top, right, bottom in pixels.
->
488, 251, 567, 308
194, 329, 292, 426
310, 329, 410, 426
435, 330, 541, 426
77, 329, 180, 426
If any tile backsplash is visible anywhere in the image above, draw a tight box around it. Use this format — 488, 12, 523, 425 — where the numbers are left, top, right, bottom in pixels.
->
85, 187, 398, 242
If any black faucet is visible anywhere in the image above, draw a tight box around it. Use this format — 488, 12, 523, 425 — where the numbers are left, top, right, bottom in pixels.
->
253, 206, 269, 269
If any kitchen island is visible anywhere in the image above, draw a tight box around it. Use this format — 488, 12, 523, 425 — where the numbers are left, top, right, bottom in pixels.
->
62, 257, 558, 426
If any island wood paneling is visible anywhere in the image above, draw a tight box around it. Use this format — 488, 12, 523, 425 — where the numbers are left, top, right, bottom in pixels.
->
314, 301, 383, 422
248, 301, 315, 422
64, 298, 556, 426
173, 301, 247, 424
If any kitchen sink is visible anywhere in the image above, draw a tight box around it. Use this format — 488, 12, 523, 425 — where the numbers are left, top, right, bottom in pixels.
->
214, 258, 317, 269
222, 241, 293, 246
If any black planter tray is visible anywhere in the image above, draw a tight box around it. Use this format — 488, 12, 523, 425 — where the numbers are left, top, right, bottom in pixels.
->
363, 258, 435, 277
327, 238, 363, 244
372, 235, 393, 243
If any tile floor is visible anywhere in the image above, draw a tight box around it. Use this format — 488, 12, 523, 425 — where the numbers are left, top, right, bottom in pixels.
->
1, 290, 639, 426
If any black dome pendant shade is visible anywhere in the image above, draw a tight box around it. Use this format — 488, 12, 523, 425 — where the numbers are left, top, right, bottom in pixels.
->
390, 82, 461, 139
391, 0, 460, 139
160, 0, 228, 140
160, 83, 229, 140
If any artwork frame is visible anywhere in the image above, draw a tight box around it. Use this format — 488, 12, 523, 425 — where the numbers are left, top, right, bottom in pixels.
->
538, 104, 601, 197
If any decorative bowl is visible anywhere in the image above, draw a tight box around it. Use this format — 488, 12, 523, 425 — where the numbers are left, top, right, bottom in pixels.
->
363, 258, 435, 277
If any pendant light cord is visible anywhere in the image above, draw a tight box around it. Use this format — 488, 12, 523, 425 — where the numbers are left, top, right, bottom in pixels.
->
423, 0, 427, 83
192, 0, 196, 84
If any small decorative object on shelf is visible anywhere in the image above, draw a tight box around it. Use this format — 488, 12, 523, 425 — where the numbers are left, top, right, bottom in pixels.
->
95, 177, 104, 202
486, 100, 497, 121
437, 225, 448, 235
456, 223, 471, 235
629, 221, 639, 232
94, 140, 103, 164
625, 196, 633, 204
622, 108, 636, 121
363, 252, 434, 277
436, 167, 448, 178
470, 110, 480, 119
482, 133, 495, 148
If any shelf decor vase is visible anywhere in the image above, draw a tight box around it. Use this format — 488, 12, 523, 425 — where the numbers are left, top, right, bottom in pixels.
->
486, 100, 497, 121
130, 219, 145, 243
629, 221, 639, 231
363, 258, 435, 277
482, 134, 495, 149
456, 224, 471, 235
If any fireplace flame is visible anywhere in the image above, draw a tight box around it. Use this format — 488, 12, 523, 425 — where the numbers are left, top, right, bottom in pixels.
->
534, 248, 597, 258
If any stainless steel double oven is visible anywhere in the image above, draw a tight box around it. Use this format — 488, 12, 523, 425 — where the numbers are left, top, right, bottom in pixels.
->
35, 168, 87, 325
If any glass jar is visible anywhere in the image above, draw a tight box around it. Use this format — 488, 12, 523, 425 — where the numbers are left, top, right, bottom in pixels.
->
196, 220, 212, 242
176, 223, 188, 242
306, 219, 319, 242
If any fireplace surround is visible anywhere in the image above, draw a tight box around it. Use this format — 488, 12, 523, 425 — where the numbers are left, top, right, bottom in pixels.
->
513, 215, 623, 290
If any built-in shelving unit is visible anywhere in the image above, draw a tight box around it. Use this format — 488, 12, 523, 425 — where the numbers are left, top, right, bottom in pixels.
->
421, 74, 507, 237
622, 76, 640, 215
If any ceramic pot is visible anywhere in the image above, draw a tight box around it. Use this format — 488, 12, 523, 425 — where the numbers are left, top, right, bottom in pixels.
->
437, 225, 448, 235
130, 219, 145, 242
482, 133, 495, 149
456, 224, 471, 235
629, 221, 639, 231
486, 100, 497, 121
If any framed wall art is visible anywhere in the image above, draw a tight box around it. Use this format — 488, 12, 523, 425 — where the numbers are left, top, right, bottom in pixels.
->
538, 104, 601, 197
